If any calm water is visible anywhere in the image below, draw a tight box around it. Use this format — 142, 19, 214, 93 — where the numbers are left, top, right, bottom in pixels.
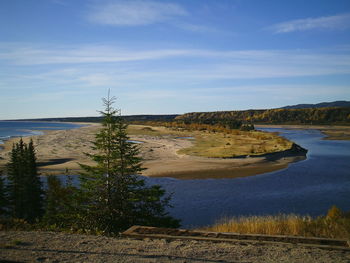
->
144, 128, 350, 227
54, 127, 350, 228
0, 121, 84, 144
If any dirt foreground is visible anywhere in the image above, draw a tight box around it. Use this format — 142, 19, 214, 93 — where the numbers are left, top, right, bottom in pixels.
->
0, 124, 307, 179
1, 231, 349, 263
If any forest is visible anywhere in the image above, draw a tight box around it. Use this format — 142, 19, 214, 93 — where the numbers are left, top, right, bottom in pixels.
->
175, 107, 350, 125
8, 106, 350, 126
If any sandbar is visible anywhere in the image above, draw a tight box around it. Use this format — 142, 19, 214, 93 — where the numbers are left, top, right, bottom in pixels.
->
0, 124, 305, 179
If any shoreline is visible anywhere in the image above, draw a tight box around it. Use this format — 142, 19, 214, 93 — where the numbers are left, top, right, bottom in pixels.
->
256, 124, 350, 140
0, 123, 308, 179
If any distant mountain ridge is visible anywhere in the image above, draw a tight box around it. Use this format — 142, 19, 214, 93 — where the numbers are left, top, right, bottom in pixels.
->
5, 115, 179, 123
280, 101, 350, 109
4, 101, 350, 125
175, 106, 350, 125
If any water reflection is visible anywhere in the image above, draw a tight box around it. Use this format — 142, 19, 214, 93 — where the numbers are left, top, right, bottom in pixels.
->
51, 128, 350, 228
145, 128, 350, 227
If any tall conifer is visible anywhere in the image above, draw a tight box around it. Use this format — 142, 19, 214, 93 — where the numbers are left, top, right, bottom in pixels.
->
0, 172, 7, 216
25, 139, 44, 221
79, 95, 179, 234
6, 138, 43, 222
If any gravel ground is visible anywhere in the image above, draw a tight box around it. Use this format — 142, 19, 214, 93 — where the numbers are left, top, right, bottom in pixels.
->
1, 231, 349, 263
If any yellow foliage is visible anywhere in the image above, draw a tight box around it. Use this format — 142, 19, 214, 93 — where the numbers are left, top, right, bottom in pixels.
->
202, 207, 350, 239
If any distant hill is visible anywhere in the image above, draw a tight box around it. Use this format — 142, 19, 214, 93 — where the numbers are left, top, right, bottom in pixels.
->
6, 101, 350, 125
281, 101, 350, 109
8, 115, 179, 123
175, 107, 350, 125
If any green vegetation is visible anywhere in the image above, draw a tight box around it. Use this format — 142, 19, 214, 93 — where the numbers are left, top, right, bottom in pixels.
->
0, 96, 180, 235
5, 139, 43, 223
203, 206, 350, 239
42, 175, 81, 229
78, 95, 180, 234
127, 123, 292, 158
0, 172, 6, 216
178, 131, 291, 158
176, 107, 350, 125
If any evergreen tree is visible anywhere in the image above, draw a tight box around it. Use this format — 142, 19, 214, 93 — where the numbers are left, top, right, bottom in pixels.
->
43, 175, 62, 225
79, 95, 180, 234
24, 139, 44, 221
43, 175, 80, 229
7, 140, 25, 219
0, 171, 7, 216
6, 138, 43, 222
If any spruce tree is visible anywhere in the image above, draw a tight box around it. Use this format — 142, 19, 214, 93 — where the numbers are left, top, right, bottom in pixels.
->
7, 140, 25, 219
0, 171, 7, 217
79, 95, 180, 234
24, 139, 44, 221
6, 138, 43, 222
43, 175, 80, 229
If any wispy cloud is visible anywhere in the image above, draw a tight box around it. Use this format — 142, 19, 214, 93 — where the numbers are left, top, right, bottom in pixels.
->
87, 0, 187, 26
174, 22, 222, 33
1, 43, 350, 97
2, 43, 350, 75
0, 44, 193, 65
268, 13, 350, 33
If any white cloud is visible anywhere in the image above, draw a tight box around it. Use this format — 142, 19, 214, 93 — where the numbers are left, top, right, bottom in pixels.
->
1, 43, 350, 89
87, 0, 187, 26
268, 13, 350, 33
0, 44, 192, 65
174, 22, 223, 33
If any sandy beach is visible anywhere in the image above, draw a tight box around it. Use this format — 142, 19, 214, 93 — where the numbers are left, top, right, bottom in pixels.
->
0, 124, 305, 179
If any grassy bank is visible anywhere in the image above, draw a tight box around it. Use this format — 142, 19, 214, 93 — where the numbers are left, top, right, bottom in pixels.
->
128, 125, 293, 158
321, 129, 350, 140
177, 131, 292, 158
202, 206, 350, 239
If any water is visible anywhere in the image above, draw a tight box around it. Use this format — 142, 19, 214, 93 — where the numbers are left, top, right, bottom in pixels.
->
144, 128, 350, 227
127, 140, 144, 144
0, 121, 85, 144
14, 124, 350, 228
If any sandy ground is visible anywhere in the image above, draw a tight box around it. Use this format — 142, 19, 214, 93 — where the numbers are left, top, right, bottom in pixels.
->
0, 124, 303, 179
1, 231, 349, 263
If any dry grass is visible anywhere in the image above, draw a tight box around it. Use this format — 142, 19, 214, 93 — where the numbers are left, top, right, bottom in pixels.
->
178, 131, 292, 158
127, 125, 191, 137
321, 129, 350, 140
128, 125, 293, 158
202, 207, 350, 239
205, 215, 311, 236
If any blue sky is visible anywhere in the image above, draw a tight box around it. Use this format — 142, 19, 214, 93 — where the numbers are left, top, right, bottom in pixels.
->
1, 0, 350, 119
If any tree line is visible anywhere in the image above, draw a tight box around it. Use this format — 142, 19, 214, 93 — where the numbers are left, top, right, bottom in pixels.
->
175, 107, 350, 125
0, 96, 180, 234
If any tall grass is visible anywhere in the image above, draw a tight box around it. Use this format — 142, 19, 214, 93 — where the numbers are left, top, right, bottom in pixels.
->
202, 206, 350, 239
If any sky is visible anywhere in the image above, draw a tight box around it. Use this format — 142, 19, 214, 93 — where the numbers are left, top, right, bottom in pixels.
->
1, 0, 350, 119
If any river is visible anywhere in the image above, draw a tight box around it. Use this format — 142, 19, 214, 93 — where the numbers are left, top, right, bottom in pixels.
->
34, 126, 350, 228
143, 128, 350, 228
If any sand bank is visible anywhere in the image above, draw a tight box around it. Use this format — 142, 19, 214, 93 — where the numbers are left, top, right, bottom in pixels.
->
0, 124, 306, 179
